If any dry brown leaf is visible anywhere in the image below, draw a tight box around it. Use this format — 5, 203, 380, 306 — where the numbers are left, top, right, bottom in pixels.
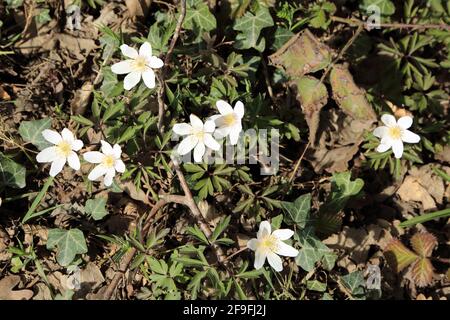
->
120, 181, 151, 206
269, 30, 332, 78
306, 144, 359, 173
0, 85, 11, 101
71, 82, 93, 115
397, 176, 436, 210
409, 165, 447, 205
0, 275, 34, 300
125, 0, 152, 18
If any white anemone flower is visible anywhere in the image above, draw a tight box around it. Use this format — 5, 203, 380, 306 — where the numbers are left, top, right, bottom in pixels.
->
36, 128, 83, 177
211, 100, 244, 145
247, 221, 299, 272
173, 114, 221, 163
83, 140, 125, 186
111, 42, 164, 90
373, 114, 420, 159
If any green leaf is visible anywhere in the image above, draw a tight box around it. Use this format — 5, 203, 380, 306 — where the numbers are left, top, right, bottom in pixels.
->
306, 280, 327, 292
281, 194, 312, 228
46, 228, 88, 267
84, 197, 109, 221
0, 153, 26, 189
233, 7, 274, 51
339, 271, 366, 300
18, 118, 52, 150
184, 2, 216, 32
321, 172, 364, 214
295, 227, 336, 272
211, 216, 231, 242
360, 0, 395, 16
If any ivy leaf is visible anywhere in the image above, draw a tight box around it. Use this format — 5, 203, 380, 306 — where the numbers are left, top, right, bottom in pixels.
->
0, 153, 26, 189
47, 228, 88, 267
321, 172, 364, 214
281, 193, 312, 228
384, 239, 418, 272
18, 118, 52, 150
360, 0, 395, 16
84, 198, 109, 221
233, 7, 274, 51
306, 280, 327, 292
271, 27, 293, 51
184, 1, 216, 32
295, 227, 336, 272
339, 271, 366, 300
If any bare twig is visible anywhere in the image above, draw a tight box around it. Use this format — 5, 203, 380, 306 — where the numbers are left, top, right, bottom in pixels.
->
289, 141, 310, 184
331, 16, 450, 31
157, 0, 187, 133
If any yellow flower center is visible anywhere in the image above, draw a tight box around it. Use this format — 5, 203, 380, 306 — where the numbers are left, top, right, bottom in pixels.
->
388, 126, 402, 140
221, 113, 236, 127
102, 155, 115, 168
193, 129, 205, 140
56, 141, 72, 157
132, 57, 148, 71
258, 235, 279, 253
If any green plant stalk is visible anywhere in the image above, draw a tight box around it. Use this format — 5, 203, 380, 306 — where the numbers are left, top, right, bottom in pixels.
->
22, 176, 54, 224
399, 208, 450, 227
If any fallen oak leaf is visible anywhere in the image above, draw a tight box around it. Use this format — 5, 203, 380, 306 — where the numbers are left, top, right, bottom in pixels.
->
0, 275, 34, 300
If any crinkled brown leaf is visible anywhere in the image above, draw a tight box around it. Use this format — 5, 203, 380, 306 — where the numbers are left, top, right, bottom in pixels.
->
410, 232, 437, 258
0, 275, 33, 300
269, 30, 332, 78
384, 238, 418, 272
329, 64, 376, 122
411, 257, 434, 287
294, 76, 328, 145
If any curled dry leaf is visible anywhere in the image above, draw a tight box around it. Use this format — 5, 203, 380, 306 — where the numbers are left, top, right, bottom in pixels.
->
0, 275, 34, 300
125, 0, 153, 18
269, 30, 332, 78
396, 176, 436, 211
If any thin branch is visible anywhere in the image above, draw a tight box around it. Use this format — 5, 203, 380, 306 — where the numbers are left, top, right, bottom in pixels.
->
331, 16, 450, 31
157, 0, 187, 133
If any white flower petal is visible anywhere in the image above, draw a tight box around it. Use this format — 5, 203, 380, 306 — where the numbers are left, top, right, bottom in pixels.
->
83, 151, 104, 164
402, 130, 420, 143
189, 114, 203, 129
139, 42, 152, 59
272, 229, 294, 241
42, 129, 62, 145
229, 127, 241, 145
392, 139, 404, 159
113, 144, 122, 159
376, 143, 391, 153
88, 165, 108, 181
49, 157, 66, 177
71, 139, 83, 151
373, 126, 388, 138
258, 221, 271, 239
111, 60, 133, 74
67, 151, 80, 170
254, 250, 267, 270
267, 252, 283, 272
234, 101, 245, 118
203, 120, 216, 133
115, 159, 126, 173
275, 241, 299, 257
216, 100, 233, 115
142, 69, 156, 89
177, 135, 198, 155
120, 44, 138, 59
100, 140, 114, 155
148, 56, 164, 69
173, 123, 192, 136
203, 134, 220, 151
214, 127, 230, 140
103, 168, 116, 186
247, 238, 259, 251
123, 71, 141, 90
381, 114, 396, 127
193, 142, 206, 162
36, 146, 58, 163
398, 116, 413, 129
61, 128, 74, 143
